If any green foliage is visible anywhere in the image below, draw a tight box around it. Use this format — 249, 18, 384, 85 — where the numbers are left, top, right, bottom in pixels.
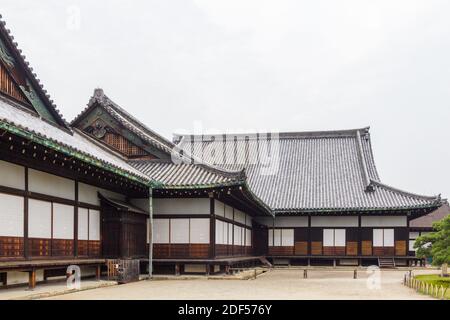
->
414, 215, 450, 266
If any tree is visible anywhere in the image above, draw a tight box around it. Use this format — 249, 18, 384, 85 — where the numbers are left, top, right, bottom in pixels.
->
414, 215, 450, 267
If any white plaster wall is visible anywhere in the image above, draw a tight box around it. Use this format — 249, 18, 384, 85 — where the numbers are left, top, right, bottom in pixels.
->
190, 218, 210, 244
89, 210, 100, 241
170, 219, 190, 243
311, 216, 358, 227
28, 199, 51, 238
215, 200, 225, 217
361, 216, 407, 227
0, 193, 23, 237
52, 203, 74, 240
28, 169, 75, 200
78, 208, 89, 241
5, 270, 44, 286
234, 209, 246, 224
281, 229, 294, 246
245, 229, 252, 246
154, 198, 210, 215
254, 217, 275, 227
154, 219, 170, 244
130, 198, 149, 213
225, 204, 234, 220
0, 160, 25, 190
78, 182, 125, 206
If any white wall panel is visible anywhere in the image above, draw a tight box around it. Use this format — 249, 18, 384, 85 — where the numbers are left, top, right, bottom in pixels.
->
275, 216, 308, 227
274, 229, 282, 246
233, 225, 241, 245
0, 193, 23, 237
154, 198, 210, 215
89, 210, 100, 241
312, 216, 358, 227
361, 216, 407, 227
282, 229, 294, 246
29, 199, 51, 238
228, 223, 233, 245
29, 169, 75, 200
323, 229, 334, 246
170, 219, 189, 243
255, 217, 275, 227
225, 205, 234, 220
154, 219, 170, 244
268, 229, 273, 246
409, 232, 420, 239
78, 183, 125, 206
245, 215, 252, 227
130, 198, 149, 213
53, 203, 74, 240
335, 229, 346, 247
384, 229, 394, 247
245, 229, 252, 246
0, 160, 25, 190
78, 208, 89, 241
373, 229, 383, 247
215, 200, 225, 217
190, 219, 210, 244
409, 240, 416, 251
215, 220, 224, 244
234, 210, 246, 224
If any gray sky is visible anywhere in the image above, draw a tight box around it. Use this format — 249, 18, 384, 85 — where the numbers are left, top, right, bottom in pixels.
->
1, 0, 449, 199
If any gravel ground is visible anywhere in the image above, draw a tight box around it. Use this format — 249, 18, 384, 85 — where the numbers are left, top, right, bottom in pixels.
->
44, 268, 438, 300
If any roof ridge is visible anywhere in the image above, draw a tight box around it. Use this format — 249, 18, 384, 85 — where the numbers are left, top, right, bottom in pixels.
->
173, 127, 371, 141
92, 89, 175, 149
0, 14, 70, 131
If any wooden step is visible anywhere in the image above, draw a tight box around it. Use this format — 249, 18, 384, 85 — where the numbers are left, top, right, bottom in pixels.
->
259, 257, 273, 268
378, 257, 396, 268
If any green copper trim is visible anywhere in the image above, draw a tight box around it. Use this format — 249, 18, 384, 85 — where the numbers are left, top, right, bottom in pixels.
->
0, 120, 154, 186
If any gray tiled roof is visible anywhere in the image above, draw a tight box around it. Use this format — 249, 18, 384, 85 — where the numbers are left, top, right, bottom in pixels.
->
174, 128, 443, 213
129, 159, 245, 188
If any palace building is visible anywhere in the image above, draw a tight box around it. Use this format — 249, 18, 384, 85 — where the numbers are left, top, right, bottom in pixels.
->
0, 16, 445, 288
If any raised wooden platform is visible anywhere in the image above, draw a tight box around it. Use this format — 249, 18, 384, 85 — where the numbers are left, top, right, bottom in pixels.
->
0, 259, 106, 289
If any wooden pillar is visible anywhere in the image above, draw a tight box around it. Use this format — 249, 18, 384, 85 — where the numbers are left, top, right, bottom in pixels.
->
24, 167, 29, 259
74, 181, 79, 257
175, 263, 181, 276
209, 196, 216, 259
28, 270, 36, 290
0, 273, 7, 286
148, 187, 154, 279
307, 215, 311, 256
95, 265, 101, 280
358, 215, 362, 256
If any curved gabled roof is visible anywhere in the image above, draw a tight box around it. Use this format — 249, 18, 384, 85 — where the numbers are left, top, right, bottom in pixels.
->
0, 15, 70, 130
175, 128, 443, 213
72, 89, 175, 154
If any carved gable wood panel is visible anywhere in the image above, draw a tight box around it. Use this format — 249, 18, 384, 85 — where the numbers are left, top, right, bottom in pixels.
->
0, 60, 31, 106
87, 118, 156, 159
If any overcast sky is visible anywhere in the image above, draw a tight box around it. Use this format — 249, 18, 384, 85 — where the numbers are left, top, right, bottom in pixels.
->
1, 0, 449, 199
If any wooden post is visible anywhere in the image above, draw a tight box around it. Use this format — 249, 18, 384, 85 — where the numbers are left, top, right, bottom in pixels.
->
225, 265, 231, 275
209, 197, 216, 259
0, 273, 7, 286
303, 269, 308, 279
96, 265, 101, 280
175, 263, 181, 276
28, 270, 36, 290
148, 187, 153, 279
354, 269, 357, 279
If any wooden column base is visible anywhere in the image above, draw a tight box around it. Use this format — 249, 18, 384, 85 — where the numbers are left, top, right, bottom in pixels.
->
0, 273, 7, 286
96, 265, 101, 280
28, 270, 36, 290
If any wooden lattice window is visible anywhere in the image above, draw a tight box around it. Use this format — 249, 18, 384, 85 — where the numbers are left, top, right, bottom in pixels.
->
103, 132, 148, 157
